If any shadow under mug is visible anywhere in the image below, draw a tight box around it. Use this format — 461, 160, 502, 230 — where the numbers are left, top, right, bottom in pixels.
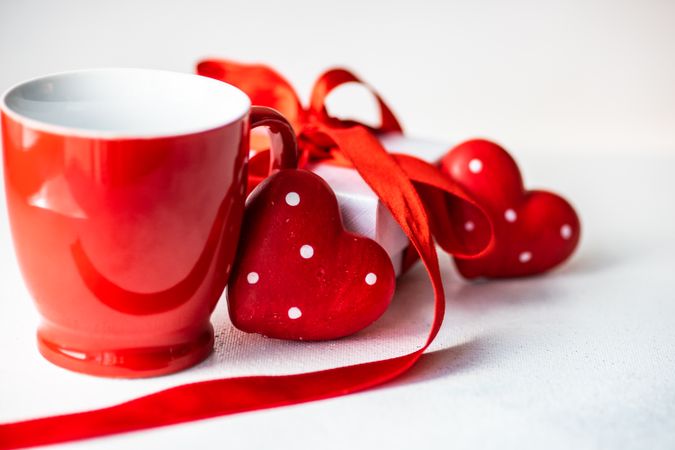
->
1, 68, 297, 377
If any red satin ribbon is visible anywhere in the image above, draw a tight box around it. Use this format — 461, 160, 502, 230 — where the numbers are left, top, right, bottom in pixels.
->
0, 61, 491, 449
198, 59, 492, 257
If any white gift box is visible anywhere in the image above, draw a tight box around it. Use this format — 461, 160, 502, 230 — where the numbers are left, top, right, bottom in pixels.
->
309, 133, 451, 276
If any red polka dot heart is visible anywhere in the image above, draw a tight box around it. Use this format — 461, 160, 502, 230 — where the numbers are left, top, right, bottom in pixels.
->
227, 169, 396, 340
441, 139, 581, 278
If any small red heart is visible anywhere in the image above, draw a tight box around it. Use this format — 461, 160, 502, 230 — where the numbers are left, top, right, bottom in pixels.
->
440, 139, 580, 278
227, 169, 396, 340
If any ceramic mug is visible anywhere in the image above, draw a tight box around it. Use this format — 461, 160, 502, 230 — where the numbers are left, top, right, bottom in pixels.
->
1, 68, 297, 377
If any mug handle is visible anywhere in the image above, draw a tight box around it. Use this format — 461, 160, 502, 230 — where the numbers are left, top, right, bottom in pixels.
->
249, 106, 298, 174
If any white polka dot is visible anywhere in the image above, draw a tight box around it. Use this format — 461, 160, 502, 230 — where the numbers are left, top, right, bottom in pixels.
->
300, 245, 314, 259
561, 224, 572, 240
246, 272, 259, 284
504, 209, 517, 222
468, 158, 483, 174
464, 220, 475, 232
288, 307, 302, 319
365, 273, 378, 285
519, 251, 532, 263
285, 192, 300, 206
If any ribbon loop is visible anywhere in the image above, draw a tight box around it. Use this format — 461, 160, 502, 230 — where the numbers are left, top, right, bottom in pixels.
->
197, 59, 305, 133
309, 68, 403, 133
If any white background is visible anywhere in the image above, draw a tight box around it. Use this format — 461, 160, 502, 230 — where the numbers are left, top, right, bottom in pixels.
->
1, 1, 675, 449
1, 0, 675, 155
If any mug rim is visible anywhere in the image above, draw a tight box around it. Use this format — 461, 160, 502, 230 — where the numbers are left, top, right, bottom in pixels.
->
0, 67, 252, 140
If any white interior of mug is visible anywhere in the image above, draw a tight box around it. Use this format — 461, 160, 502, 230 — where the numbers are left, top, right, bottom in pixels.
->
1, 68, 251, 138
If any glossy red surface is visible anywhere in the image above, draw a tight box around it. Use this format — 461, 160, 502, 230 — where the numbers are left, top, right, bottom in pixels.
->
1, 112, 252, 377
441, 139, 581, 278
227, 170, 395, 341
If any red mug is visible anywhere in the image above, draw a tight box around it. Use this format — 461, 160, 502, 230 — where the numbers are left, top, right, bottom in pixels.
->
1, 68, 297, 377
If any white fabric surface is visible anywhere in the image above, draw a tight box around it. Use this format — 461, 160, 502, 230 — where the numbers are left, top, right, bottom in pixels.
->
1, 153, 674, 449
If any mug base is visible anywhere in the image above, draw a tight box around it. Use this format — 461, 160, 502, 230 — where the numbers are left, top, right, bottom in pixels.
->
36, 324, 214, 378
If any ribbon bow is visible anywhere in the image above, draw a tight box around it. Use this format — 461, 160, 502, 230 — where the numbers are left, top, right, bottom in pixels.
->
198, 61, 402, 188
197, 59, 493, 259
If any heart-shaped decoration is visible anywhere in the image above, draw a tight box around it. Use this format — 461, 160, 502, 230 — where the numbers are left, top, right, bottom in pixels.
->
227, 169, 396, 340
440, 139, 580, 278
